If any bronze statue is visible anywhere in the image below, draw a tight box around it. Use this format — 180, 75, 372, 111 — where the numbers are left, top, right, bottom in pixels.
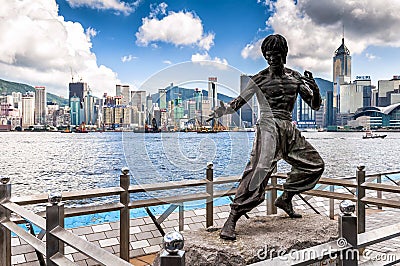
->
208, 34, 325, 240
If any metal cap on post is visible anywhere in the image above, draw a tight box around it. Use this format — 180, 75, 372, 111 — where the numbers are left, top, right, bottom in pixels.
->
338, 200, 357, 266
206, 162, 214, 228
160, 231, 185, 266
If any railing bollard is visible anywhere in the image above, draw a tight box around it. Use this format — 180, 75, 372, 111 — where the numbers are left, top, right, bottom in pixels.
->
377, 174, 382, 210
161, 231, 185, 266
46, 192, 64, 266
120, 167, 130, 261
356, 165, 366, 234
0, 176, 11, 266
267, 175, 277, 215
338, 200, 357, 266
206, 162, 214, 228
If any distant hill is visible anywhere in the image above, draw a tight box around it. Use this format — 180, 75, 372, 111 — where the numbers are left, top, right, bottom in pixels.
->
0, 79, 68, 106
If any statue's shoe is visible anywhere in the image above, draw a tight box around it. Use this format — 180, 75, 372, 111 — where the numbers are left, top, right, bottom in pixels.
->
274, 196, 302, 218
219, 214, 238, 240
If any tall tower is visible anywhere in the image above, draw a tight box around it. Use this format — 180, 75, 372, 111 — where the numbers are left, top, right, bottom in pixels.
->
333, 37, 351, 116
116, 85, 130, 106
208, 77, 218, 111
34, 86, 46, 125
22, 92, 35, 129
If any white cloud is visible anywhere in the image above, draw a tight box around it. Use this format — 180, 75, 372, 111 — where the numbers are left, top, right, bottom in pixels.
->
66, 0, 141, 16
121, 54, 137, 63
365, 53, 379, 61
242, 0, 400, 77
191, 52, 228, 69
163, 60, 172, 65
136, 9, 214, 51
0, 0, 119, 97
149, 2, 168, 18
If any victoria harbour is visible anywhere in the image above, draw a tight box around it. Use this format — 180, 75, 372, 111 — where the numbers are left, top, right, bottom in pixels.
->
2, 131, 399, 201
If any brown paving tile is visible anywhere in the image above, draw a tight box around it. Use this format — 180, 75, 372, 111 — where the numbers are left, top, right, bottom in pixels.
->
138, 253, 157, 263
130, 258, 150, 266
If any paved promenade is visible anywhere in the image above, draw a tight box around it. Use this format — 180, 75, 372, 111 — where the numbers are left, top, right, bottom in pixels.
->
9, 192, 400, 265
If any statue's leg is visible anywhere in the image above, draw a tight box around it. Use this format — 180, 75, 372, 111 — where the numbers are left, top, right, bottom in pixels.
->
278, 127, 325, 217
220, 123, 278, 240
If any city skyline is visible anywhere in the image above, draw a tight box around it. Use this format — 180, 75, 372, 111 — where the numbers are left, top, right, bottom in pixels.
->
1, 0, 400, 98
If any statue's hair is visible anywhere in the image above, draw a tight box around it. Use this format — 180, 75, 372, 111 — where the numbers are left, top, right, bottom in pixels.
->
261, 34, 288, 63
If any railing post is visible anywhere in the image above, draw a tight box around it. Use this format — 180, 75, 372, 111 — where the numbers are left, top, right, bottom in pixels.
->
377, 174, 382, 210
120, 167, 130, 261
329, 185, 335, 220
267, 175, 277, 215
0, 176, 11, 266
356, 165, 366, 234
46, 192, 64, 266
206, 162, 214, 228
339, 200, 357, 266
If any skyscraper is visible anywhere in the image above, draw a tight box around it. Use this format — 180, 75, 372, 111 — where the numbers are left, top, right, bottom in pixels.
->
333, 37, 351, 116
158, 88, 167, 110
130, 91, 146, 111
69, 82, 88, 104
22, 92, 35, 129
70, 96, 81, 126
34, 86, 46, 125
116, 85, 130, 106
208, 77, 218, 111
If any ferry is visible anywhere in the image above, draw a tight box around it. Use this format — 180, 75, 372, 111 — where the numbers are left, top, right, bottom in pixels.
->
362, 130, 387, 139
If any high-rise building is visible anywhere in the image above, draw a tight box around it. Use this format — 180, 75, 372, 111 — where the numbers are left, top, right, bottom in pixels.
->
69, 82, 88, 104
239, 74, 258, 127
158, 88, 167, 110
377, 76, 400, 107
83, 90, 96, 125
22, 92, 35, 129
131, 91, 146, 111
208, 77, 218, 112
70, 96, 81, 126
333, 37, 351, 119
34, 86, 46, 125
339, 76, 372, 114
116, 85, 130, 106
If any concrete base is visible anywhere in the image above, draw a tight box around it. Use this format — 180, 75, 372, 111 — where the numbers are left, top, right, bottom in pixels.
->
154, 213, 338, 266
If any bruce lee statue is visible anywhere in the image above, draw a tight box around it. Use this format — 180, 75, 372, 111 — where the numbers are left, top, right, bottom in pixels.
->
208, 34, 325, 240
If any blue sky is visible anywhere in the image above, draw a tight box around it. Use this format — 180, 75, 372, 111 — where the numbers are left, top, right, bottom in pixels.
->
1, 0, 400, 97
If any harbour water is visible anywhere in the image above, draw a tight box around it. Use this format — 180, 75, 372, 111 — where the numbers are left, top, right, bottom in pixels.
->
1, 131, 399, 202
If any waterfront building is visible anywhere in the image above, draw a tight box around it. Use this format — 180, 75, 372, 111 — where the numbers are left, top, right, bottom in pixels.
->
103, 106, 114, 128
34, 86, 46, 125
208, 77, 218, 112
116, 85, 130, 106
193, 88, 203, 126
69, 82, 88, 104
22, 92, 35, 129
352, 103, 400, 129
70, 96, 81, 126
131, 90, 146, 111
333, 37, 352, 114
146, 94, 153, 123
83, 90, 96, 125
339, 76, 372, 114
377, 76, 400, 107
158, 88, 167, 110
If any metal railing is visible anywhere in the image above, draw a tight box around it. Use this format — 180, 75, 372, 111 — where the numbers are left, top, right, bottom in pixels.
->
1, 165, 400, 265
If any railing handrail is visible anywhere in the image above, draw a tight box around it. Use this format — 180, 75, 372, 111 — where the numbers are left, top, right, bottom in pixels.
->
2, 167, 400, 265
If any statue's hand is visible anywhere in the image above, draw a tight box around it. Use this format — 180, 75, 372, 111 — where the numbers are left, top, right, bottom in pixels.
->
302, 70, 318, 90
206, 100, 226, 122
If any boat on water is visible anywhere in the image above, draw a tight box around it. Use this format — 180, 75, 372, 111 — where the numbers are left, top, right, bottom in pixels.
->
362, 130, 387, 139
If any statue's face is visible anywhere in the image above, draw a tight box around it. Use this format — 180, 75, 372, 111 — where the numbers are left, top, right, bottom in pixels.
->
264, 51, 285, 69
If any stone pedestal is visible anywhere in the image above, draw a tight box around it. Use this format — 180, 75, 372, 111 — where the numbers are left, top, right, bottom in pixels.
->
154, 213, 338, 266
